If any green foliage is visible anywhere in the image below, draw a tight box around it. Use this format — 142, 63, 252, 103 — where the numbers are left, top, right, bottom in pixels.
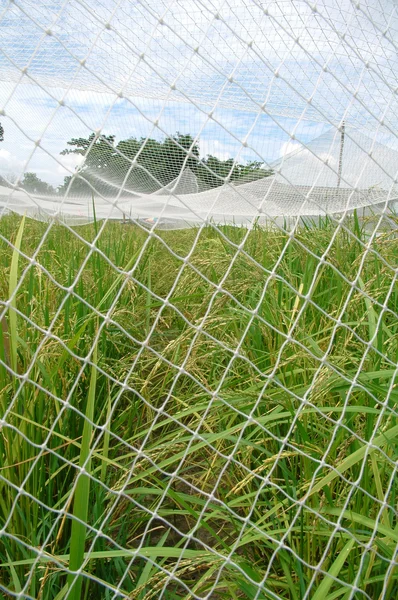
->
21, 172, 55, 195
58, 133, 117, 196
16, 132, 273, 197
58, 131, 272, 195
196, 156, 273, 188
1, 216, 397, 599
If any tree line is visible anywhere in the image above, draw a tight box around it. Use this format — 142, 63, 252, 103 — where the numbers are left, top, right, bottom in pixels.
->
1, 130, 273, 196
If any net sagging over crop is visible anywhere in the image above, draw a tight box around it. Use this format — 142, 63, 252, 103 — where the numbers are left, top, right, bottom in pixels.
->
0, 1, 397, 600
0, 0, 398, 225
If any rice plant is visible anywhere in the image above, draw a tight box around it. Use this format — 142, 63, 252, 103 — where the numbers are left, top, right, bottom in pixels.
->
0, 215, 397, 599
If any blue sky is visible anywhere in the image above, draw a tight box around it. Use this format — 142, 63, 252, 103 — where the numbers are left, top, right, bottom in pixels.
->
0, 0, 396, 186
0, 80, 329, 186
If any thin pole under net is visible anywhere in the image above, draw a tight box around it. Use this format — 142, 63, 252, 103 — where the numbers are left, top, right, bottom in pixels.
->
337, 120, 346, 188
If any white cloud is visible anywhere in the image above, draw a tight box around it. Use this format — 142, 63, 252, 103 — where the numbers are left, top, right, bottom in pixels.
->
200, 139, 233, 160
57, 153, 86, 176
0, 149, 11, 160
279, 140, 302, 157
0, 147, 24, 176
0, 0, 394, 128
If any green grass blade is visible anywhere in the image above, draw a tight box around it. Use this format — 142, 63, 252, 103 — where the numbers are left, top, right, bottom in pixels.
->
8, 215, 25, 374
67, 336, 98, 600
321, 508, 398, 543
357, 276, 377, 347
301, 424, 398, 499
54, 583, 69, 600
5, 552, 22, 593
312, 538, 355, 600
1, 546, 208, 568
0, 317, 9, 397
134, 529, 170, 597
100, 391, 111, 484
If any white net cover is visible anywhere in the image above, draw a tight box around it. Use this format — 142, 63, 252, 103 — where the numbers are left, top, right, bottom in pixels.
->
0, 1, 398, 599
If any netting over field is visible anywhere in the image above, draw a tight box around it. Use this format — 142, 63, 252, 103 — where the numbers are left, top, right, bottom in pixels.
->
0, 1, 398, 599
1, 126, 398, 227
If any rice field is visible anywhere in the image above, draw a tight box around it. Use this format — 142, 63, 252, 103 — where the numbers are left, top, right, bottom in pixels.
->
0, 214, 397, 599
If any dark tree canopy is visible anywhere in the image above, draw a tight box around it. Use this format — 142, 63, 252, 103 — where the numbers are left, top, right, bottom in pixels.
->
0, 122, 3, 142
196, 156, 272, 188
12, 133, 273, 198
59, 132, 272, 196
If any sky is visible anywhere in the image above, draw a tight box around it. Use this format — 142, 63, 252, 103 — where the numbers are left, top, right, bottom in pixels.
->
0, 0, 397, 187
0, 80, 328, 187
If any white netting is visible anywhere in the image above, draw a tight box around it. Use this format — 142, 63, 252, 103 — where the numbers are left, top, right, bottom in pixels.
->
0, 1, 398, 599
1, 125, 398, 227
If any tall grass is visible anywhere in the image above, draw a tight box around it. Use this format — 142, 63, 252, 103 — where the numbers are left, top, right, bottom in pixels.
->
0, 215, 397, 599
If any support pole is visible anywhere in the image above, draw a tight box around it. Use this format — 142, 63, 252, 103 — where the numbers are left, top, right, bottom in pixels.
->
337, 120, 345, 188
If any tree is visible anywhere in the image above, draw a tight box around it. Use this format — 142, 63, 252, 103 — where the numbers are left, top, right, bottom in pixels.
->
57, 174, 93, 196
231, 160, 274, 184
0, 122, 3, 143
114, 133, 200, 192
196, 156, 273, 189
0, 172, 17, 189
61, 133, 116, 171
60, 132, 201, 195
59, 131, 272, 195
21, 172, 55, 195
